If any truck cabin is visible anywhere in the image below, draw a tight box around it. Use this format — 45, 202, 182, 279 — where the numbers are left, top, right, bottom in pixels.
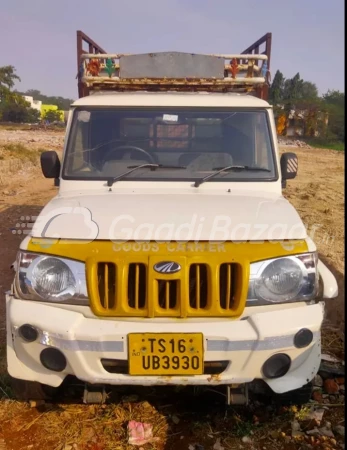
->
52, 32, 285, 186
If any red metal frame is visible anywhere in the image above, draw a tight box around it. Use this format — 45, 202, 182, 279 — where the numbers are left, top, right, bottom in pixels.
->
76, 30, 107, 98
241, 33, 272, 100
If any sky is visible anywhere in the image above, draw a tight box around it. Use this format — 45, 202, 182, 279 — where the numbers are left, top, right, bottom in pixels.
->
0, 0, 344, 100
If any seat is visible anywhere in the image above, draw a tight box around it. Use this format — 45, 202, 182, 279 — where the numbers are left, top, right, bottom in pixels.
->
179, 152, 233, 170
102, 159, 150, 177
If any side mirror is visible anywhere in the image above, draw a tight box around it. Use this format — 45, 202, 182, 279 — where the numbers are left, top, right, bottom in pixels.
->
40, 151, 61, 179
280, 152, 298, 187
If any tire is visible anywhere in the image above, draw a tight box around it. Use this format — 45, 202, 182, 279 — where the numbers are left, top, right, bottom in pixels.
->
10, 376, 58, 401
272, 382, 313, 406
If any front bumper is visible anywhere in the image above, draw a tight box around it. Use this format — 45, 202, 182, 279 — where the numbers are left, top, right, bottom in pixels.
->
6, 296, 324, 394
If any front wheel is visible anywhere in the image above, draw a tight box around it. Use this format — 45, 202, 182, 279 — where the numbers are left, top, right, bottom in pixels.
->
10, 376, 58, 401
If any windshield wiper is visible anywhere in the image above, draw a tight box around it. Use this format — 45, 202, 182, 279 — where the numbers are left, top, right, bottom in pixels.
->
194, 165, 271, 188
107, 163, 158, 187
106, 163, 186, 187
127, 164, 186, 169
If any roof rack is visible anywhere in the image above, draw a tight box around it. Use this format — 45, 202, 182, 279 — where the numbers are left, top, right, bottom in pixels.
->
76, 31, 272, 98
78, 52, 268, 95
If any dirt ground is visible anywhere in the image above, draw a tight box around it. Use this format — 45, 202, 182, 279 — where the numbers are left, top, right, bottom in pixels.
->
280, 146, 345, 331
0, 129, 344, 450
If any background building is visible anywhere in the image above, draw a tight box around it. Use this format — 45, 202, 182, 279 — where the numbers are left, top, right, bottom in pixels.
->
22, 95, 42, 112
41, 104, 64, 122
22, 95, 64, 122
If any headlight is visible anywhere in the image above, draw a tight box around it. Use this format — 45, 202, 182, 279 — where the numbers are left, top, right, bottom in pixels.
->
15, 251, 88, 305
247, 252, 318, 306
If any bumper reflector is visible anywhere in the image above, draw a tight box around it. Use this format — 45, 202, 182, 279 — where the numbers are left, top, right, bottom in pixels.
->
294, 328, 313, 348
40, 348, 67, 372
262, 353, 291, 379
18, 324, 38, 343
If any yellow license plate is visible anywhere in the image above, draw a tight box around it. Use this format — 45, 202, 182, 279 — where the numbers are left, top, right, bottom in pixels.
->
128, 333, 204, 375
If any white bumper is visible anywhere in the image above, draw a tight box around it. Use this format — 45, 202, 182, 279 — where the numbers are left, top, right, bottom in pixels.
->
6, 296, 324, 394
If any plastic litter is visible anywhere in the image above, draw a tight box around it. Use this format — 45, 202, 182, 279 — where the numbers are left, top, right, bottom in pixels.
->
127, 421, 160, 446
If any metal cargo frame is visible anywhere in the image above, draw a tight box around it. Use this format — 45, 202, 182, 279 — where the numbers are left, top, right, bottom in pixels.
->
76, 31, 272, 100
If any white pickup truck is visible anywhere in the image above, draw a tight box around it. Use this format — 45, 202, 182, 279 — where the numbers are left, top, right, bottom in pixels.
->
6, 31, 338, 404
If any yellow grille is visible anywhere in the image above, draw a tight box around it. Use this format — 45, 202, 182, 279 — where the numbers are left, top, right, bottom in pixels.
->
88, 256, 245, 318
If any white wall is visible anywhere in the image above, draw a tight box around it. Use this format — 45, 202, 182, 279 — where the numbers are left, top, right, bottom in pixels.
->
22, 95, 42, 112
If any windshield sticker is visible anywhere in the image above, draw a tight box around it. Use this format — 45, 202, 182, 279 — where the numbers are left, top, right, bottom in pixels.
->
163, 114, 178, 122
77, 111, 91, 122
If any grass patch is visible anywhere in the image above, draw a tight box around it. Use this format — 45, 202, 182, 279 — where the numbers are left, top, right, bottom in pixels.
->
0, 143, 44, 184
36, 399, 169, 450
0, 143, 43, 163
0, 123, 33, 131
306, 139, 345, 151
0, 122, 66, 132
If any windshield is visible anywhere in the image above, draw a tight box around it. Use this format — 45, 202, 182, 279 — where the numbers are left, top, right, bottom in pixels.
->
63, 108, 277, 182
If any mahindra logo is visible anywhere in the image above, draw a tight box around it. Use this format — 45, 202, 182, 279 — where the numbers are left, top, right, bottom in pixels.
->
153, 261, 181, 274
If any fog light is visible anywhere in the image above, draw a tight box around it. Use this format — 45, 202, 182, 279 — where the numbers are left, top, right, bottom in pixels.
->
18, 324, 38, 343
294, 328, 313, 348
40, 348, 67, 372
262, 353, 291, 379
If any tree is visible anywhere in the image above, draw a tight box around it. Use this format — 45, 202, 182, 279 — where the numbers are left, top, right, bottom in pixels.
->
301, 81, 318, 99
323, 90, 344, 108
283, 73, 303, 103
0, 65, 40, 123
43, 109, 63, 123
26, 108, 41, 123
269, 70, 323, 139
2, 104, 40, 123
0, 66, 21, 109
269, 71, 319, 106
16, 89, 74, 111
322, 90, 345, 142
0, 65, 20, 90
25, 89, 41, 98
269, 70, 285, 105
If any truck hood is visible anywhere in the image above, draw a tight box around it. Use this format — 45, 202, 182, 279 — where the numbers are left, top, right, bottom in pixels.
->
31, 190, 307, 242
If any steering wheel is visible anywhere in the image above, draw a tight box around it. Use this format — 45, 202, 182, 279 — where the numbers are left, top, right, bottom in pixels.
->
102, 145, 157, 165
